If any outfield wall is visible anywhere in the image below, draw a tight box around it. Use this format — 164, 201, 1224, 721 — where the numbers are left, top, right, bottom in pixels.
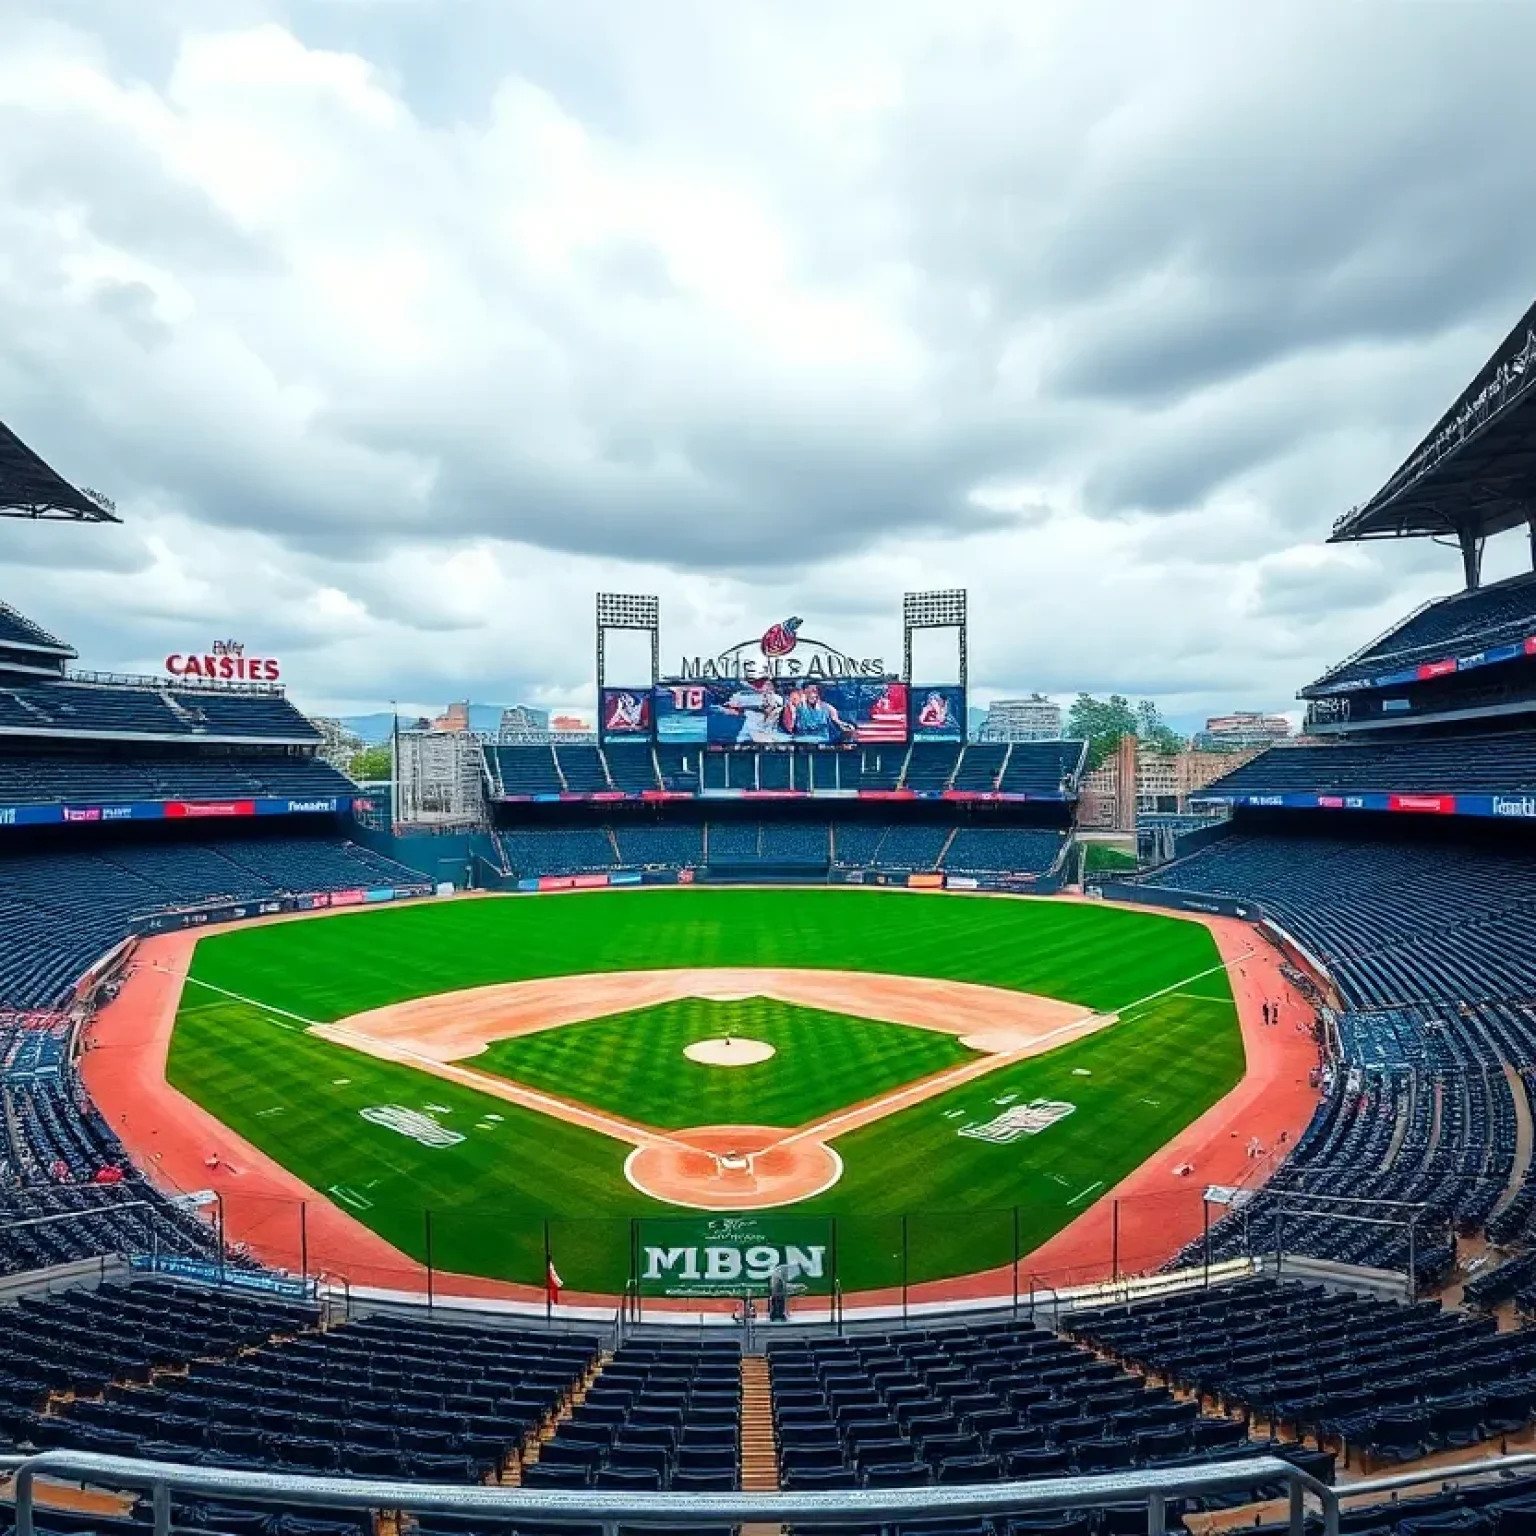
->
132, 883, 435, 935
1089, 881, 1257, 921
505, 868, 1067, 894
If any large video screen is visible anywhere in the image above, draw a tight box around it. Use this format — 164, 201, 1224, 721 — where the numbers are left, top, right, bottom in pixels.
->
909, 684, 966, 742
655, 678, 909, 746
600, 687, 652, 742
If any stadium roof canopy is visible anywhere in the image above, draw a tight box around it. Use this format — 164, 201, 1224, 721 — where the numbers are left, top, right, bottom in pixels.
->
0, 419, 118, 522
1330, 298, 1536, 548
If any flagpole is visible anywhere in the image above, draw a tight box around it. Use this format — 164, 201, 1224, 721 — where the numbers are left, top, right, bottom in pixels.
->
544, 1217, 553, 1321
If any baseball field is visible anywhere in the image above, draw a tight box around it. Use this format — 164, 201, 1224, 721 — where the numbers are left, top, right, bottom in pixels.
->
160, 887, 1247, 1294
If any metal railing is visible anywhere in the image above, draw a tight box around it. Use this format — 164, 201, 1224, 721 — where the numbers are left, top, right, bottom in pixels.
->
62, 667, 287, 698
11, 1443, 1536, 1535
2, 1450, 1326, 1536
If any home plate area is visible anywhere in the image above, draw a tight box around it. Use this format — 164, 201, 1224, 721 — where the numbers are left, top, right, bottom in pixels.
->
308, 966, 1112, 1211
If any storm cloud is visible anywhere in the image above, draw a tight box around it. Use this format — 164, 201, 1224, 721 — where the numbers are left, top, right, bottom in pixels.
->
0, 0, 1532, 725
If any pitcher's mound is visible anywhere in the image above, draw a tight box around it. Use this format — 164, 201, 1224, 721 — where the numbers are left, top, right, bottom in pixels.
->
684, 1037, 776, 1067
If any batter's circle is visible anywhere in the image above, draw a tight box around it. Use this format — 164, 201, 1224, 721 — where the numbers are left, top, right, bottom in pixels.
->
625, 1125, 844, 1210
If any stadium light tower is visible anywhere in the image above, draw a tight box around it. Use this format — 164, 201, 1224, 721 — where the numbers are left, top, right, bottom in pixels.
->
902, 589, 968, 690
595, 592, 661, 697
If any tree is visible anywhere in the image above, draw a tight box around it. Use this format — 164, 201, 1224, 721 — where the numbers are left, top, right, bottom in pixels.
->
1135, 698, 1186, 757
1067, 693, 1186, 770
1067, 694, 1137, 771
348, 743, 393, 782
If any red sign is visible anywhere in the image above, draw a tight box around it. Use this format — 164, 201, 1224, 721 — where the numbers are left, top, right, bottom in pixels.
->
164, 800, 256, 819
1416, 658, 1457, 681
165, 640, 280, 683
327, 889, 366, 908
761, 617, 802, 657
1389, 793, 1456, 815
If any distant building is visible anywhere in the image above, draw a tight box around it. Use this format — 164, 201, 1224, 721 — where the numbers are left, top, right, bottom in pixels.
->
307, 715, 363, 772
1079, 738, 1265, 830
499, 705, 550, 739
980, 695, 1062, 742
1193, 712, 1292, 751
550, 713, 596, 740
432, 700, 472, 732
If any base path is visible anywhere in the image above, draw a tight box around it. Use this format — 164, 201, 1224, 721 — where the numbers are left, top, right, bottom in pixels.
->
323, 966, 1092, 1061
311, 966, 1109, 1210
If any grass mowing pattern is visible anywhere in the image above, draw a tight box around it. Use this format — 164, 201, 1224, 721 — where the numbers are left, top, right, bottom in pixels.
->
167, 889, 1245, 1291
467, 998, 977, 1129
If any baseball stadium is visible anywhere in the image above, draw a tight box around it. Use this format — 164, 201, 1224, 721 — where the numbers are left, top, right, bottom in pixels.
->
6, 303, 1536, 1531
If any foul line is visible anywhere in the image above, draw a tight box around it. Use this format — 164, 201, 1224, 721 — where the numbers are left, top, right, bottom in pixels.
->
167, 969, 320, 1031
1067, 1179, 1105, 1206
1110, 950, 1255, 1023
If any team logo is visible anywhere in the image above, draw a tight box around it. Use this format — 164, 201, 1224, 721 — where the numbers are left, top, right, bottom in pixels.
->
760, 617, 802, 657
959, 1099, 1075, 1144
358, 1105, 464, 1147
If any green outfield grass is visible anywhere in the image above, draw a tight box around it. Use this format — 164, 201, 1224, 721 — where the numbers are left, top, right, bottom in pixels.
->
467, 997, 977, 1129
166, 888, 1246, 1291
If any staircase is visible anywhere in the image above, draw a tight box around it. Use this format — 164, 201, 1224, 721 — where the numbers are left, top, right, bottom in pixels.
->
936, 824, 960, 868
512, 1349, 610, 1484
739, 1353, 778, 1491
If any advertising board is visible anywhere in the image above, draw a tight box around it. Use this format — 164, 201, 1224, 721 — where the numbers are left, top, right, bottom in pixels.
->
909, 684, 966, 742
654, 678, 908, 746
636, 1214, 834, 1298
600, 688, 652, 742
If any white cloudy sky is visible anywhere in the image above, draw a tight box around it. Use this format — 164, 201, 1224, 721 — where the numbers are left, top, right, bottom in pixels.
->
3, 0, 1535, 728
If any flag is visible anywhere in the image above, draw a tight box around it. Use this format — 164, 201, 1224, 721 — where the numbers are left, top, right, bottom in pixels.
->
545, 1260, 563, 1304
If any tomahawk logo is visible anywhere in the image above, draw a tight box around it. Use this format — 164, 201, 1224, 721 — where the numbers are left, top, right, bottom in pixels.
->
959, 1099, 1076, 1144
760, 617, 802, 657
358, 1105, 465, 1147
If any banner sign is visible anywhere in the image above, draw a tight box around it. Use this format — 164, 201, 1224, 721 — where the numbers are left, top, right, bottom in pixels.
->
1310, 630, 1536, 696
164, 638, 281, 683
600, 687, 652, 742
492, 787, 1066, 805
675, 616, 886, 683
129, 1254, 315, 1299
909, 685, 965, 742
636, 1214, 834, 1299
1196, 789, 1536, 820
133, 885, 430, 935
0, 795, 354, 829
654, 678, 909, 746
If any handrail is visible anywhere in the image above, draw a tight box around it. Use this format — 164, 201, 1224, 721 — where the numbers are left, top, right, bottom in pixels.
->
10, 1450, 1326, 1536
1341, 1451, 1536, 1503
